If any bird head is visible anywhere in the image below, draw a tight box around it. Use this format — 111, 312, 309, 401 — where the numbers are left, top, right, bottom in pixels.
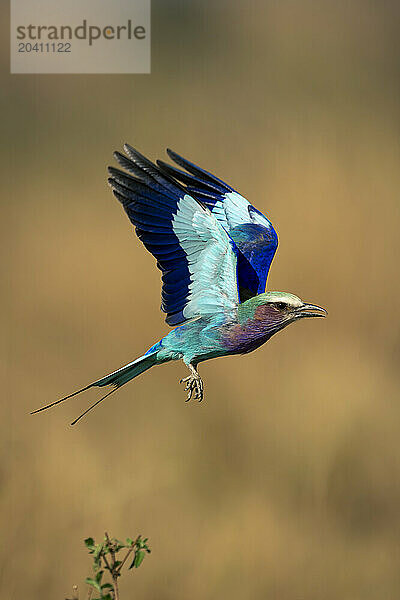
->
238, 291, 327, 334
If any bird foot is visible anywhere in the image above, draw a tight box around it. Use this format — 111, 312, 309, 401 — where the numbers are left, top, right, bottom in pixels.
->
179, 372, 204, 402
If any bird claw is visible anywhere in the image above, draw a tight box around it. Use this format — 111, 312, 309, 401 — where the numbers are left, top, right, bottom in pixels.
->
179, 373, 204, 402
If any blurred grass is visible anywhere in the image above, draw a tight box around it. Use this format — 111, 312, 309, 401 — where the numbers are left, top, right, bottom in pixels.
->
2, 1, 400, 598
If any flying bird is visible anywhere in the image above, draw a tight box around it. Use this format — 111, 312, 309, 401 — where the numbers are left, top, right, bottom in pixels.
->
32, 145, 326, 424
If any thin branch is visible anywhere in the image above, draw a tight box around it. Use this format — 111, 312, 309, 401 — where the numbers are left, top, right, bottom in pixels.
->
105, 532, 120, 600
116, 537, 140, 574
101, 548, 113, 574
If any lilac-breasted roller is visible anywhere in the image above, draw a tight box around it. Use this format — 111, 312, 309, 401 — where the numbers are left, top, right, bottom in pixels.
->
33, 145, 326, 424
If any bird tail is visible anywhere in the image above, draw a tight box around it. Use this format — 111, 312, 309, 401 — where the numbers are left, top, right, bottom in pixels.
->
94, 351, 160, 388
31, 349, 160, 425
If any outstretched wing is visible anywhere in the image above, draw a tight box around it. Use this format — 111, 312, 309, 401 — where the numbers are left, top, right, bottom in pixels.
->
157, 150, 278, 302
108, 144, 239, 326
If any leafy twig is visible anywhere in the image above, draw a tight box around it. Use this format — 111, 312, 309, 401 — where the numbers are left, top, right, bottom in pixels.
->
83, 532, 151, 600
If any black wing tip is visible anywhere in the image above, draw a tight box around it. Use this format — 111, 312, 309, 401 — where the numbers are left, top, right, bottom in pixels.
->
165, 148, 234, 193
107, 168, 137, 185
108, 183, 131, 207
108, 165, 122, 177
123, 143, 155, 166
107, 176, 120, 191
123, 142, 135, 154
118, 144, 178, 171
156, 159, 169, 169
114, 144, 183, 179
166, 147, 178, 159
165, 146, 183, 160
120, 143, 150, 161
113, 146, 148, 169
156, 159, 189, 181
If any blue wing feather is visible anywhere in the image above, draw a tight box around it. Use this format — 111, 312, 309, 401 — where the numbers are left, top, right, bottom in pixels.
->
158, 150, 278, 301
108, 145, 239, 326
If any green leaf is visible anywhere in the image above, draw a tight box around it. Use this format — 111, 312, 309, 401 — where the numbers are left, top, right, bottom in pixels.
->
85, 577, 101, 592
101, 583, 113, 590
92, 543, 103, 568
84, 537, 95, 551
126, 537, 134, 546
95, 570, 103, 584
133, 550, 145, 568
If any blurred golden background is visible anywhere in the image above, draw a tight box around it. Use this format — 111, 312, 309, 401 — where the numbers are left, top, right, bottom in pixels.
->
2, 1, 400, 598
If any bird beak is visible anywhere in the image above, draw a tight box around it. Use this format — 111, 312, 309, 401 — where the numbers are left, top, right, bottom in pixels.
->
295, 303, 327, 319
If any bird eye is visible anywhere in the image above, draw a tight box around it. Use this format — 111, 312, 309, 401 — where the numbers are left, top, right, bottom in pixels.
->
275, 302, 287, 310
